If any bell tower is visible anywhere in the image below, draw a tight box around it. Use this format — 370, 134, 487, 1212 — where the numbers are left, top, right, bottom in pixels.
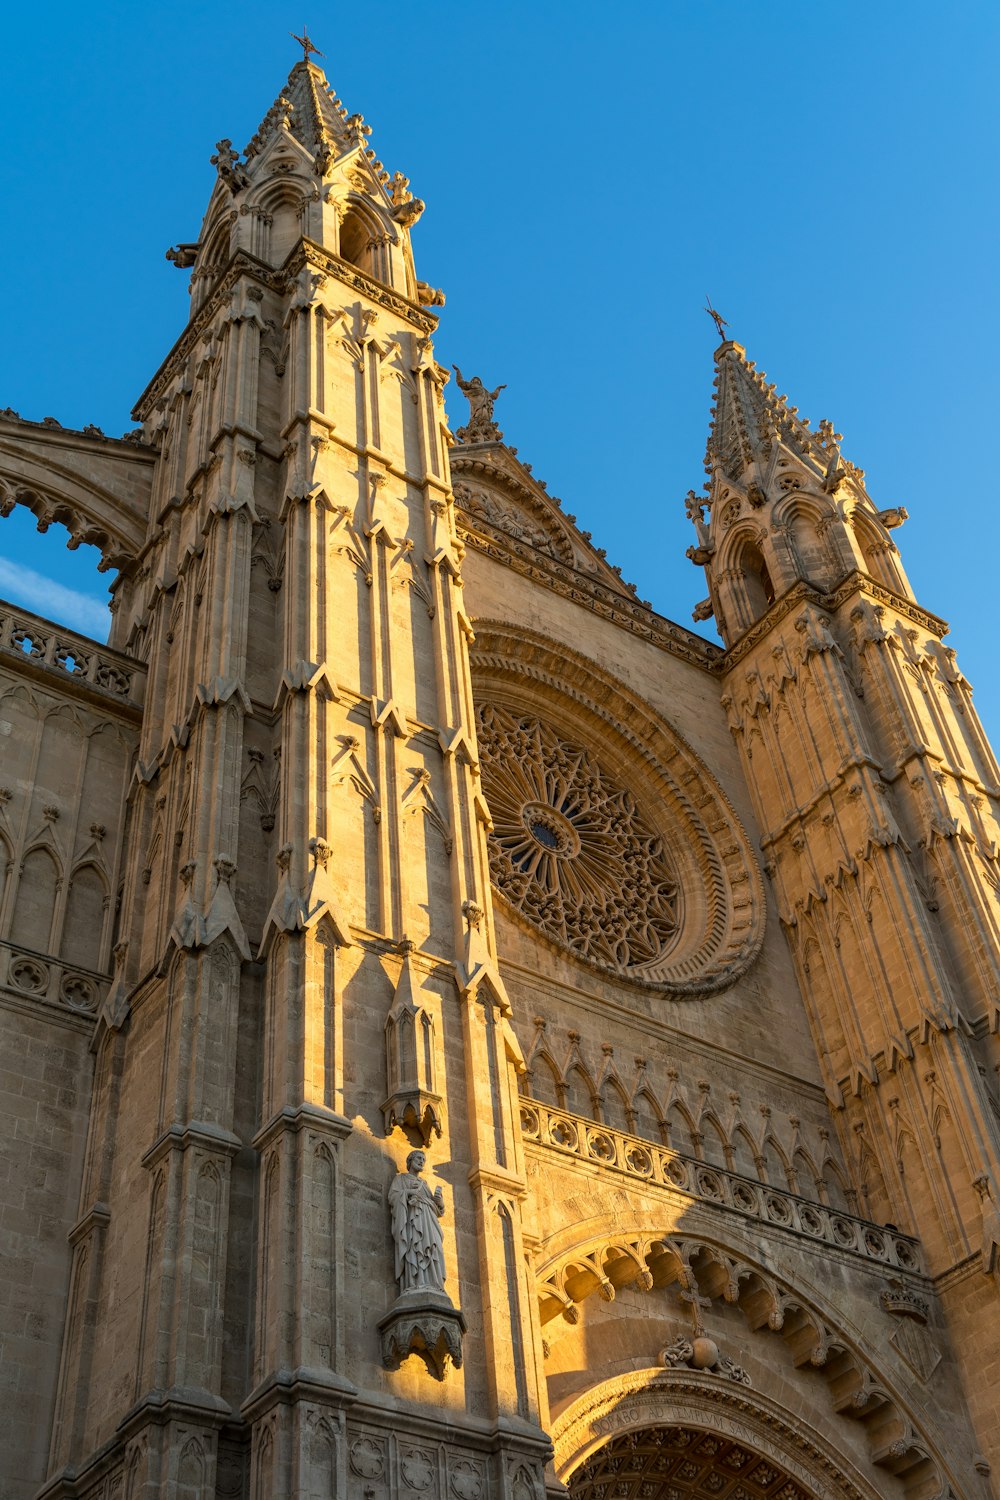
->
44, 45, 549, 1500
688, 337, 1000, 1470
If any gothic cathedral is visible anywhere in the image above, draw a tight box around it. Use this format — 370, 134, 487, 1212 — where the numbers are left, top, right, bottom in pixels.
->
2, 49, 999, 1500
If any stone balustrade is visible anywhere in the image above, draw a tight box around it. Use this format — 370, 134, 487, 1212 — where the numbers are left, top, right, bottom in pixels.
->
0, 598, 143, 705
520, 1098, 922, 1275
0, 938, 107, 1018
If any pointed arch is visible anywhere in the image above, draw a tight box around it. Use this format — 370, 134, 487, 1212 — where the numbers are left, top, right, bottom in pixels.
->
850, 507, 909, 595
339, 198, 392, 280
61, 860, 110, 972
730, 1123, 759, 1179
759, 1132, 793, 1190
564, 1063, 598, 1120
698, 1111, 731, 1171
775, 494, 842, 591
792, 1146, 821, 1200
526, 1051, 562, 1109
630, 1087, 667, 1145
599, 1077, 632, 1134
665, 1097, 699, 1155
820, 1156, 853, 1214
719, 528, 776, 633
11, 844, 61, 953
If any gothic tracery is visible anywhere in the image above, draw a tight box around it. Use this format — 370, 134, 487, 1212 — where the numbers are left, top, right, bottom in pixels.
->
476, 703, 680, 975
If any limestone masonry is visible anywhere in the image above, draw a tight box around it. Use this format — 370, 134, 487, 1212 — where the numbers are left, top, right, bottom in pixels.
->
1, 46, 999, 1500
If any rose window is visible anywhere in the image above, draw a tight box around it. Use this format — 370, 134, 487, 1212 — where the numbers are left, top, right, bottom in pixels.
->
475, 704, 679, 974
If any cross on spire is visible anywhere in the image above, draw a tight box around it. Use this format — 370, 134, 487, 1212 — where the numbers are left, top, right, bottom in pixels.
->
290, 27, 324, 63
705, 297, 729, 343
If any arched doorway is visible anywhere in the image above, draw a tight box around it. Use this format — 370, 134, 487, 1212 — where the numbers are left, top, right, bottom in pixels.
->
568, 1425, 813, 1499
552, 1369, 888, 1500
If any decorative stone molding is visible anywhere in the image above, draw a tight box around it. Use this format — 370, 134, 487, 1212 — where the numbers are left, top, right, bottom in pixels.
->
660, 1335, 752, 1386
478, 704, 680, 976
0, 601, 144, 708
521, 1100, 921, 1274
470, 624, 765, 995
378, 1289, 467, 1380
553, 1371, 887, 1500
879, 1277, 929, 1322
0, 938, 106, 1018
382, 943, 443, 1144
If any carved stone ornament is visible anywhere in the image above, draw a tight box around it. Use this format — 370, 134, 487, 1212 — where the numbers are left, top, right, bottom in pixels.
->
470, 623, 766, 995
452, 367, 505, 443
659, 1334, 752, 1385
477, 704, 680, 973
380, 1149, 465, 1377
879, 1276, 929, 1323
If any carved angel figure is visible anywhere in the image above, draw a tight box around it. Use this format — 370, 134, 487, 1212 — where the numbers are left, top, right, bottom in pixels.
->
452, 367, 506, 442
388, 1150, 447, 1294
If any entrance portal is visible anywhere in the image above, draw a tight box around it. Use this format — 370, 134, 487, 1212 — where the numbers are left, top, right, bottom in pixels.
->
568, 1426, 814, 1500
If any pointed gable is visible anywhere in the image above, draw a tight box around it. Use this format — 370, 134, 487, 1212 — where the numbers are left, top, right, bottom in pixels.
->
451, 442, 643, 600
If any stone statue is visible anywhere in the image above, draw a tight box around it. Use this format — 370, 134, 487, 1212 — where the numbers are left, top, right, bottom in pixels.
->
452, 366, 506, 443
388, 1149, 447, 1294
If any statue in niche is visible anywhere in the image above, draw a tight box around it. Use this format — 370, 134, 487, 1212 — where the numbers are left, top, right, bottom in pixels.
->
452, 367, 506, 443
388, 1149, 447, 1293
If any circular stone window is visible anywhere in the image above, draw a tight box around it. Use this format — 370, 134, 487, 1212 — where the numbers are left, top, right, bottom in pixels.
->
469, 622, 766, 997
476, 704, 681, 974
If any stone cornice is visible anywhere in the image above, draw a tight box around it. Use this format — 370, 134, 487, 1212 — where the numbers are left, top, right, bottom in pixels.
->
294, 238, 439, 332
522, 1100, 923, 1276
721, 572, 949, 674
134, 241, 438, 422
0, 597, 145, 717
0, 413, 156, 457
460, 523, 721, 671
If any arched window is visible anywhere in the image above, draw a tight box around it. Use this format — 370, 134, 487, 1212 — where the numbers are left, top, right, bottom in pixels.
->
340, 209, 380, 278
788, 509, 838, 591
738, 540, 775, 624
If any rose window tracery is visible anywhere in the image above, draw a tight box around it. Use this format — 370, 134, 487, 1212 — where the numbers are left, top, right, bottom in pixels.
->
476, 704, 680, 974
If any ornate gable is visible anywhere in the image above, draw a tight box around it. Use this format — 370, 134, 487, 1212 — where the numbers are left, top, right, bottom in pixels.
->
451, 443, 640, 599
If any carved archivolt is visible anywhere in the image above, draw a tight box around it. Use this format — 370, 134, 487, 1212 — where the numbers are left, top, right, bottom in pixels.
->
554, 1371, 887, 1500
470, 624, 765, 995
538, 1229, 964, 1498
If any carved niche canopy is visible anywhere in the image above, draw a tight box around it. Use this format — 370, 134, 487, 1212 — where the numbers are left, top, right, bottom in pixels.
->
470, 624, 766, 996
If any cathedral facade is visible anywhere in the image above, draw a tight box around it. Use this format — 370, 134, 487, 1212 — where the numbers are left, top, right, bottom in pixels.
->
1, 50, 999, 1500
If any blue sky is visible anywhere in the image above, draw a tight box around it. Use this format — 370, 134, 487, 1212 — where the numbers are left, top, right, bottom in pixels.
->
0, 1, 997, 742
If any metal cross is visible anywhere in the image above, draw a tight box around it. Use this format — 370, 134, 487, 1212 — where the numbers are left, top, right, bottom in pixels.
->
290, 27, 324, 62
705, 297, 729, 343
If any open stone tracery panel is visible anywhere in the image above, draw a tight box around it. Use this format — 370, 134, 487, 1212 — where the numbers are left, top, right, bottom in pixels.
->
478, 704, 681, 971
470, 623, 766, 995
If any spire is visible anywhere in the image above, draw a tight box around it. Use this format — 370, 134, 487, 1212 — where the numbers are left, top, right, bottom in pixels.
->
243, 56, 380, 171
688, 337, 914, 647
705, 340, 854, 487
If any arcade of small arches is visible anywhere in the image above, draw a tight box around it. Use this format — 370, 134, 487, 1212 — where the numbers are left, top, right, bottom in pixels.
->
540, 1235, 958, 1499
519, 1024, 853, 1214
714, 485, 910, 642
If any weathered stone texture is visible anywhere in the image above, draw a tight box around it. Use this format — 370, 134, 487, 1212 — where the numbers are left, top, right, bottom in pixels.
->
0, 47, 996, 1500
